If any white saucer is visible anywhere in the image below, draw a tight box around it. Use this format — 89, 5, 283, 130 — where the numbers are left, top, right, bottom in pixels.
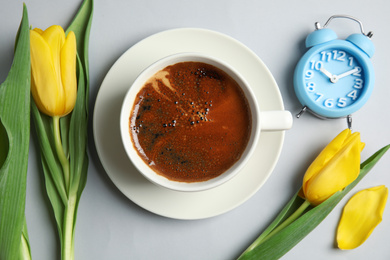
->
93, 28, 286, 220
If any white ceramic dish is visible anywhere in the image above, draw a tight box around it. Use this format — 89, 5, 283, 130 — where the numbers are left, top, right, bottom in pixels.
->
93, 28, 287, 219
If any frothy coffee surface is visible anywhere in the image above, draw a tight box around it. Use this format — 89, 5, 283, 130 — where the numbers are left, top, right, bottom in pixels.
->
129, 61, 251, 182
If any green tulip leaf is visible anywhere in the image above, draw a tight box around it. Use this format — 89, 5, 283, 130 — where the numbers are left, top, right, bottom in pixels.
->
66, 0, 93, 80
32, 103, 67, 236
239, 144, 390, 260
0, 5, 31, 260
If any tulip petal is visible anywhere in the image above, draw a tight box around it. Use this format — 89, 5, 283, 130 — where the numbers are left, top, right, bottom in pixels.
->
60, 31, 77, 116
41, 25, 66, 114
32, 28, 43, 34
337, 185, 388, 250
30, 30, 60, 116
302, 129, 364, 205
41, 25, 65, 81
303, 129, 351, 194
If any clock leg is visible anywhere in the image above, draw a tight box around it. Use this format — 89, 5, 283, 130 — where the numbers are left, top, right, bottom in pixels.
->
347, 115, 352, 130
296, 106, 308, 118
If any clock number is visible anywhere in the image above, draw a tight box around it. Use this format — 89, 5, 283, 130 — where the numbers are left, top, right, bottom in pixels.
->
332, 50, 338, 60
352, 66, 362, 77
310, 60, 323, 70
354, 78, 364, 89
336, 51, 346, 61
320, 51, 326, 61
337, 98, 347, 108
320, 50, 346, 62
347, 90, 358, 100
324, 98, 334, 108
315, 93, 324, 101
348, 57, 354, 66
305, 70, 314, 79
306, 82, 316, 92
324, 98, 348, 108
320, 51, 332, 62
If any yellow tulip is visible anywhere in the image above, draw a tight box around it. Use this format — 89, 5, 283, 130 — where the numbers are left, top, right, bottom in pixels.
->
302, 129, 365, 205
30, 25, 77, 117
337, 185, 388, 250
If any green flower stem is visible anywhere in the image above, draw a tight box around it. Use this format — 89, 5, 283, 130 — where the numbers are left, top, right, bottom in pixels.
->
62, 193, 76, 260
262, 200, 311, 242
53, 115, 70, 193
245, 199, 311, 253
53, 115, 76, 260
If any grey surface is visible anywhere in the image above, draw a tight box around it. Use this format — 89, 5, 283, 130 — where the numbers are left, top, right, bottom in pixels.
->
1, 0, 390, 259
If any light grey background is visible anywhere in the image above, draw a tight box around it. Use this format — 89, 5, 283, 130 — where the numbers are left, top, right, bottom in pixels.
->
1, 0, 390, 259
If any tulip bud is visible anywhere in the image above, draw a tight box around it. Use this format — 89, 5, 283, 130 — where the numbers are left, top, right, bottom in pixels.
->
302, 129, 365, 205
30, 25, 77, 117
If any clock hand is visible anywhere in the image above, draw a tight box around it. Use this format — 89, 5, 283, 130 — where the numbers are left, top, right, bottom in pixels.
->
334, 68, 359, 81
319, 68, 338, 83
319, 68, 333, 79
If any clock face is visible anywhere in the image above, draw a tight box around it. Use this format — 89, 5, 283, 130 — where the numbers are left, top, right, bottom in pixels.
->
302, 48, 364, 113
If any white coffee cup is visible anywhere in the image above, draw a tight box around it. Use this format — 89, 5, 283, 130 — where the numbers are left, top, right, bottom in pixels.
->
120, 52, 292, 192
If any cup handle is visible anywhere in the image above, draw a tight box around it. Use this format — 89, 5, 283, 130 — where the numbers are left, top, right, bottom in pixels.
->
260, 110, 293, 131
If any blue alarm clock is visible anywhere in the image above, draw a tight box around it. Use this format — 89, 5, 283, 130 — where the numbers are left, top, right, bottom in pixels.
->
294, 15, 375, 122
